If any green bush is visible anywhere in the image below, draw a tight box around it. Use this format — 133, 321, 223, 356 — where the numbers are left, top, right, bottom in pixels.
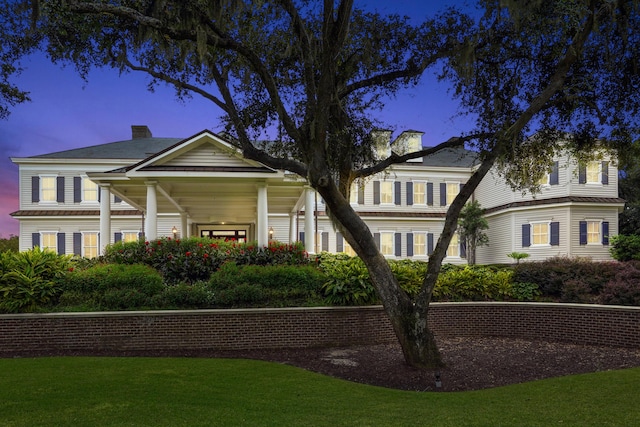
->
320, 256, 377, 306
433, 265, 514, 301
610, 234, 640, 261
152, 282, 215, 309
389, 259, 428, 298
0, 248, 73, 313
510, 282, 541, 301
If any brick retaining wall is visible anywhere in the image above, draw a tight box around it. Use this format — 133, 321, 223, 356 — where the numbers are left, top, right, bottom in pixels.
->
0, 303, 638, 355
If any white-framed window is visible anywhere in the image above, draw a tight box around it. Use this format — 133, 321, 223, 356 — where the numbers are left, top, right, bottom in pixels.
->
447, 233, 460, 257
41, 232, 57, 251
380, 181, 394, 204
586, 161, 600, 184
380, 232, 395, 256
586, 220, 601, 244
413, 182, 426, 205
538, 172, 550, 186
82, 177, 99, 202
83, 232, 99, 258
40, 176, 57, 202
532, 222, 550, 246
413, 232, 426, 256
446, 182, 459, 205
343, 239, 357, 256
122, 232, 139, 243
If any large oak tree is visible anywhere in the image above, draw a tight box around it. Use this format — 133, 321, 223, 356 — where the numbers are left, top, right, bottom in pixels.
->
2, 0, 639, 368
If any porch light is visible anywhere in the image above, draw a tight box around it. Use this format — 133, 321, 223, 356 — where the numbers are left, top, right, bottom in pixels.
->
269, 226, 274, 239
171, 226, 178, 239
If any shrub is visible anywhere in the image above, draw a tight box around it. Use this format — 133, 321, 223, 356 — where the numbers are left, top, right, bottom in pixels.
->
215, 283, 267, 307
152, 282, 215, 309
0, 248, 73, 313
389, 259, 428, 298
433, 265, 514, 301
610, 234, 640, 261
320, 256, 377, 306
560, 279, 593, 303
510, 282, 541, 301
599, 263, 640, 306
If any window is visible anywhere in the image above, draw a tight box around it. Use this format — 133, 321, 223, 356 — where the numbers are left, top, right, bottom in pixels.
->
446, 183, 459, 205
413, 182, 426, 205
83, 232, 99, 258
413, 233, 426, 256
532, 223, 549, 245
349, 182, 358, 204
537, 173, 550, 186
41, 232, 57, 251
380, 181, 393, 204
579, 220, 609, 245
82, 178, 98, 202
122, 232, 139, 243
343, 239, 357, 256
586, 161, 600, 183
587, 221, 600, 243
41, 176, 57, 202
447, 233, 460, 257
380, 232, 394, 256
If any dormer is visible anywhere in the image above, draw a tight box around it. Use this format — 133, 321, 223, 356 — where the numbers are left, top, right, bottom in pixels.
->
391, 130, 424, 163
372, 129, 392, 160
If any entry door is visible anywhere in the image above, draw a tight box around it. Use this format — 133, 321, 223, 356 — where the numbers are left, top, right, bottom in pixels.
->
200, 229, 247, 243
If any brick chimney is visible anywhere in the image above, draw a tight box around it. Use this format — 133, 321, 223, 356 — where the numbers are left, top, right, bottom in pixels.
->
131, 125, 152, 139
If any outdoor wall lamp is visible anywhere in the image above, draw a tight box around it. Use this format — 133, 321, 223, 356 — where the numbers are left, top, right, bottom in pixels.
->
172, 226, 178, 239
269, 226, 274, 240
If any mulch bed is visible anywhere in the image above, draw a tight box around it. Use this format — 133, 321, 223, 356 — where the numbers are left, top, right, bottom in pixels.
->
4, 337, 640, 391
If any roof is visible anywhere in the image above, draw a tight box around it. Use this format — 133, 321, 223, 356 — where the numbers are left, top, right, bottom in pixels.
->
30, 137, 182, 159
418, 146, 479, 168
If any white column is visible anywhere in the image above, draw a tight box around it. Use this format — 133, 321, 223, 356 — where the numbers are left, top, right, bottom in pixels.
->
304, 187, 315, 253
257, 183, 269, 247
145, 181, 158, 241
289, 212, 297, 244
180, 213, 188, 239
99, 184, 111, 255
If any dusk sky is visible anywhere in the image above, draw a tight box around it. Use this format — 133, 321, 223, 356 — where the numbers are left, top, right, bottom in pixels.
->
0, 1, 475, 238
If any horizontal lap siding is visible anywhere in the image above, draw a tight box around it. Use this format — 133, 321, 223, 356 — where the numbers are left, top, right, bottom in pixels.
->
570, 206, 619, 261
476, 214, 513, 264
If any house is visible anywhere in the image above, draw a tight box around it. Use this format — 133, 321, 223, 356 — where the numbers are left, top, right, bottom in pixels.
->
10, 125, 624, 263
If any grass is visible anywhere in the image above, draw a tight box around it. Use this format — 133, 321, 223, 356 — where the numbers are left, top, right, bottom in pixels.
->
0, 357, 639, 426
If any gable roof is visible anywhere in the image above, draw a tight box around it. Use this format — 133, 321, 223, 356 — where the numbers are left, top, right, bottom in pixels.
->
30, 137, 182, 159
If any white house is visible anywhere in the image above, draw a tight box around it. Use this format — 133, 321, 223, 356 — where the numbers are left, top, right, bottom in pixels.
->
10, 125, 624, 263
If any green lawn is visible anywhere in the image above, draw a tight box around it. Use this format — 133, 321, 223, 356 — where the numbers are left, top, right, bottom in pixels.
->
0, 357, 638, 426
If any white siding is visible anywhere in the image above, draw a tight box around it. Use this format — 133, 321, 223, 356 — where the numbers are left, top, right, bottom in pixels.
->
476, 213, 514, 265
160, 142, 254, 168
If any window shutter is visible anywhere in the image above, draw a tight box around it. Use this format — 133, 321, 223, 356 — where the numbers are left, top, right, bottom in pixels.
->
97, 185, 101, 202
374, 233, 380, 249
394, 182, 401, 205
299, 231, 305, 244
460, 238, 467, 258
32, 233, 40, 248
57, 233, 65, 255
32, 176, 40, 203
73, 233, 82, 256
440, 183, 447, 206
114, 232, 122, 243
602, 221, 609, 245
550, 161, 559, 185
578, 165, 586, 184
427, 183, 433, 206
373, 181, 380, 205
427, 233, 434, 255
56, 176, 65, 203
406, 233, 413, 257
394, 233, 401, 256
114, 195, 122, 203
579, 221, 587, 245
522, 224, 531, 247
336, 232, 343, 252
601, 161, 609, 185
406, 182, 413, 206
74, 177, 82, 203
550, 222, 560, 246
322, 232, 329, 252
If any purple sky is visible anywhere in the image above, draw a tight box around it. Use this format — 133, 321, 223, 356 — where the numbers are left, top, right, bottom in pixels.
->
0, 1, 474, 238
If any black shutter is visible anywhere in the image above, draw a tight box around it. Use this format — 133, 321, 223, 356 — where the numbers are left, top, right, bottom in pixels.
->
394, 182, 401, 205
427, 233, 434, 255
299, 231, 305, 244
550, 222, 560, 246
73, 233, 82, 256
74, 177, 82, 203
578, 165, 586, 184
406, 182, 413, 206
550, 162, 559, 185
440, 183, 447, 206
374, 232, 380, 249
56, 177, 65, 203
322, 232, 329, 252
602, 221, 609, 245
373, 181, 380, 205
31, 176, 39, 203
406, 233, 413, 257
601, 161, 609, 185
57, 233, 65, 255
114, 232, 122, 243
394, 233, 401, 256
32, 233, 40, 248
427, 183, 433, 206
522, 224, 531, 247
460, 238, 467, 258
579, 221, 587, 245
336, 232, 343, 252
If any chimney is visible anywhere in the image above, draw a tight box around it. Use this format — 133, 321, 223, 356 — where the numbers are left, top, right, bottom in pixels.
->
131, 125, 152, 139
